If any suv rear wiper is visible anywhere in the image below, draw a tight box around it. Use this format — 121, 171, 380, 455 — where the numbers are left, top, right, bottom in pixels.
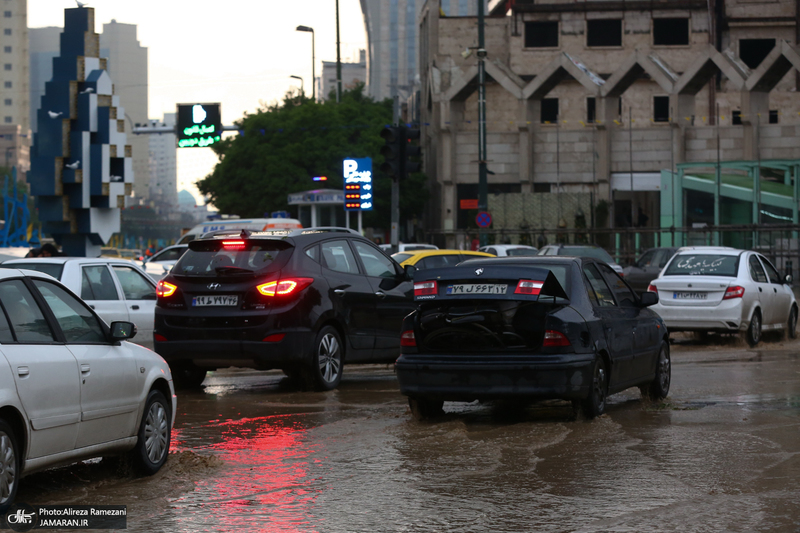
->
214, 266, 254, 276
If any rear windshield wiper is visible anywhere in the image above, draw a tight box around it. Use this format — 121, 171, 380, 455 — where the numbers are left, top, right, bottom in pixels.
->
214, 266, 255, 276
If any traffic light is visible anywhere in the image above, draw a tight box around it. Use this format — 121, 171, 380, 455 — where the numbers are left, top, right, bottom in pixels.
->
379, 126, 403, 179
405, 127, 421, 174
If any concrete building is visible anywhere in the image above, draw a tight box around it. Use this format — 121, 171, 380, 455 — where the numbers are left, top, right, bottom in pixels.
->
28, 26, 60, 134
418, 0, 800, 246
100, 20, 148, 202
147, 112, 178, 212
319, 50, 367, 100
0, 0, 29, 173
360, 0, 487, 102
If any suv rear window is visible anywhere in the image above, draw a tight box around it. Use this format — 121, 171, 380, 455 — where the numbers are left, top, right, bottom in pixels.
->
173, 239, 292, 277
664, 254, 739, 277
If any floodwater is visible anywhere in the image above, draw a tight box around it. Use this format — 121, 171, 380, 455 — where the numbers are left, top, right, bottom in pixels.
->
17, 337, 800, 532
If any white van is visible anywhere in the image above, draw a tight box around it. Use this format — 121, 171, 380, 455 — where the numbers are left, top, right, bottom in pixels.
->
177, 218, 303, 244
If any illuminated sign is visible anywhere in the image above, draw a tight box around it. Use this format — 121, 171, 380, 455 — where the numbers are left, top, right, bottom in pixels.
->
176, 103, 222, 148
343, 158, 373, 211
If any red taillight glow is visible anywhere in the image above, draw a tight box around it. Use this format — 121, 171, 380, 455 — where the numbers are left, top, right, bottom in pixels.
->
515, 279, 543, 295
400, 330, 416, 347
156, 280, 177, 298
723, 285, 745, 300
154, 333, 168, 342
542, 330, 571, 347
647, 284, 657, 293
414, 280, 438, 297
257, 278, 314, 297
222, 240, 246, 251
263, 333, 286, 342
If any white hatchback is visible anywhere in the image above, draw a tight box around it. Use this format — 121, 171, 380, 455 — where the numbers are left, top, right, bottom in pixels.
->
649, 247, 797, 346
0, 267, 175, 511
1, 258, 157, 349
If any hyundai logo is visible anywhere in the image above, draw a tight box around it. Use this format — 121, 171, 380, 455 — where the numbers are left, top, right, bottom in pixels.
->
207, 283, 221, 290
475, 268, 484, 276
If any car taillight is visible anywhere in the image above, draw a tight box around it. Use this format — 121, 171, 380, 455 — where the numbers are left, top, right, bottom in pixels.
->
543, 330, 571, 347
515, 280, 543, 295
414, 280, 437, 297
257, 277, 314, 297
647, 284, 657, 293
222, 240, 246, 251
263, 333, 286, 342
400, 330, 416, 347
154, 333, 168, 342
723, 285, 745, 299
156, 280, 177, 298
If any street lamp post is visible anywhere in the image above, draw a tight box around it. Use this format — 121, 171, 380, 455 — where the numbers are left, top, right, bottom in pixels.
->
295, 25, 315, 101
289, 75, 304, 97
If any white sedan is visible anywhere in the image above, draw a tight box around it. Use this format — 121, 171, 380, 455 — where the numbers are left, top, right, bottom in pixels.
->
1, 258, 157, 349
479, 244, 539, 256
0, 267, 175, 511
649, 246, 797, 346
141, 244, 188, 281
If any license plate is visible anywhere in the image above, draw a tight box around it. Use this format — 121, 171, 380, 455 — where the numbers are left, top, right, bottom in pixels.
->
673, 292, 707, 300
446, 284, 507, 295
192, 295, 238, 306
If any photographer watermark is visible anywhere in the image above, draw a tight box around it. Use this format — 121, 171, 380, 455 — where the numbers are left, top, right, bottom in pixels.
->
2, 504, 126, 531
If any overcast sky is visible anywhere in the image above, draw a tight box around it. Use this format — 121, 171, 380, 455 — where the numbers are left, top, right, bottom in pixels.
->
29, 0, 368, 203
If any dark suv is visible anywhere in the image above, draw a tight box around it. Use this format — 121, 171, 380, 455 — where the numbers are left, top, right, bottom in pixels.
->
154, 228, 415, 390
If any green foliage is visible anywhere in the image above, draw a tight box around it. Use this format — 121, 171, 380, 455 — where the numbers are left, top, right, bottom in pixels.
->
197, 84, 429, 228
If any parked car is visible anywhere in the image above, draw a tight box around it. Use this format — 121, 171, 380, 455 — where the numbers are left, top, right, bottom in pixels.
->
648, 246, 797, 346
537, 244, 624, 275
391, 249, 495, 270
623, 247, 679, 294
142, 244, 189, 280
0, 267, 175, 511
379, 243, 439, 253
395, 256, 669, 420
154, 228, 416, 390
479, 244, 539, 257
1, 258, 157, 349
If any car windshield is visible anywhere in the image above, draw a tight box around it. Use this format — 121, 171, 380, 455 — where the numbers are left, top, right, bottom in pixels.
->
560, 246, 614, 263
1, 262, 64, 280
174, 240, 292, 277
506, 248, 538, 257
664, 254, 739, 277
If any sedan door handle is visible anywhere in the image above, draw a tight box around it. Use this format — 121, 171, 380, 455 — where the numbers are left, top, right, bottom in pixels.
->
16, 366, 28, 377
774, 288, 778, 293
759, 287, 763, 292
131, 305, 140, 310
334, 289, 346, 297
81, 364, 90, 374
375, 291, 386, 299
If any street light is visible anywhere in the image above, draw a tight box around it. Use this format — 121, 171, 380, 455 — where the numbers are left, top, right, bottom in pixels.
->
295, 25, 315, 101
289, 75, 304, 96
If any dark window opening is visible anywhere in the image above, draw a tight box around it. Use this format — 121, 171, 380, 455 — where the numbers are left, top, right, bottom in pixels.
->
733, 110, 742, 125
525, 21, 559, 48
587, 97, 596, 123
541, 98, 558, 123
653, 96, 669, 122
533, 183, 552, 193
739, 39, 776, 69
769, 110, 778, 124
653, 18, 689, 46
587, 19, 622, 47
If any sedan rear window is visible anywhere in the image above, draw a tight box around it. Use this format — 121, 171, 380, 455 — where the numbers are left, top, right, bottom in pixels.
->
1, 262, 64, 280
506, 248, 538, 257
664, 254, 739, 277
174, 240, 292, 277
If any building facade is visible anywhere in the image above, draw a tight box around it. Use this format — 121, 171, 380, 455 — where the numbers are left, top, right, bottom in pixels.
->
28, 26, 60, 134
0, 0, 29, 173
419, 0, 800, 246
147, 112, 177, 212
320, 50, 367, 100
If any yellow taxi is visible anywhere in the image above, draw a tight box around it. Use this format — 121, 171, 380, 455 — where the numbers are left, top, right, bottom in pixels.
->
391, 249, 495, 270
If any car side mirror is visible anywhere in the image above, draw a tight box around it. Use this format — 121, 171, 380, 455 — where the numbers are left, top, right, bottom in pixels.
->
640, 291, 659, 307
785, 274, 793, 284
404, 264, 417, 281
110, 321, 137, 341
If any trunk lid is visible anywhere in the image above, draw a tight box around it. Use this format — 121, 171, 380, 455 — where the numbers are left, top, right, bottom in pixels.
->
652, 276, 733, 306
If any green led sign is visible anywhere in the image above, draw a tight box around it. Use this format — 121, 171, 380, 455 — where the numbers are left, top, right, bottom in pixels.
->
176, 103, 221, 148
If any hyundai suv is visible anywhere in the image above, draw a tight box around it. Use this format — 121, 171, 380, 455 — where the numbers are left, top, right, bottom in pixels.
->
154, 228, 415, 390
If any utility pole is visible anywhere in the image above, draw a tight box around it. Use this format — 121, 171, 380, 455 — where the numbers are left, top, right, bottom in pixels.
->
391, 96, 401, 254
336, 0, 342, 103
477, 0, 488, 246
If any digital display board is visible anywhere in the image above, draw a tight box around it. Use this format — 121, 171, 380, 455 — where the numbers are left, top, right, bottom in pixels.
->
343, 158, 373, 211
176, 103, 222, 148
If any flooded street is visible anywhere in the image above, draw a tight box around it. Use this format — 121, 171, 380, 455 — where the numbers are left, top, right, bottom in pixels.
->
18, 336, 800, 532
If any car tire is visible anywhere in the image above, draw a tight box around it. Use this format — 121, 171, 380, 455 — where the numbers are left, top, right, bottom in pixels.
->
171, 363, 207, 390
745, 310, 762, 347
0, 420, 19, 513
581, 357, 608, 419
408, 397, 444, 421
304, 326, 343, 391
643, 342, 671, 400
129, 390, 171, 476
787, 307, 798, 340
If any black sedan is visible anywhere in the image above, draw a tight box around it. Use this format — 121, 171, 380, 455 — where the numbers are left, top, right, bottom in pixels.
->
395, 256, 670, 420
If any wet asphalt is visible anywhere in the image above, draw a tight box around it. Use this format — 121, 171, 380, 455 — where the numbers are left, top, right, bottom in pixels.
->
14, 334, 800, 532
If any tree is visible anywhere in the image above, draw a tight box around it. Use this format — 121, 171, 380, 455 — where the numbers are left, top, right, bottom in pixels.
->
197, 84, 429, 229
